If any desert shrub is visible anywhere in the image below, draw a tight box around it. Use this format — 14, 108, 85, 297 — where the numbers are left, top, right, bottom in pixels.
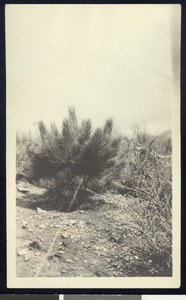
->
30, 107, 121, 211
16, 132, 33, 182
113, 128, 172, 204
108, 195, 172, 276
106, 127, 172, 276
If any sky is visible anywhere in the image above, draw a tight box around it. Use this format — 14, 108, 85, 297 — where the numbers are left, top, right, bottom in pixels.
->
6, 5, 180, 136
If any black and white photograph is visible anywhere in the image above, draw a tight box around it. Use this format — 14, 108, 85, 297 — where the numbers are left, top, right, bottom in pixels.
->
6, 4, 181, 288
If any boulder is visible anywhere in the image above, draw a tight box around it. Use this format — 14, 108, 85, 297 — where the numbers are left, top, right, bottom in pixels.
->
17, 186, 29, 193
17, 248, 28, 256
69, 220, 76, 225
37, 207, 47, 214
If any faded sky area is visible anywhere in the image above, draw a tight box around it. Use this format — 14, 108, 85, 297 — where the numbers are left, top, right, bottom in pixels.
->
6, 5, 178, 136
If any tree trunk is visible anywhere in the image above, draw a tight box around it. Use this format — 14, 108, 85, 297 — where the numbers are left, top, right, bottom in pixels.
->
67, 176, 84, 212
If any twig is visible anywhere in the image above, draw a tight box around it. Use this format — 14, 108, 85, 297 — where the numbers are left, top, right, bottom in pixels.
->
112, 181, 152, 197
34, 230, 59, 277
85, 188, 96, 194
100, 162, 125, 182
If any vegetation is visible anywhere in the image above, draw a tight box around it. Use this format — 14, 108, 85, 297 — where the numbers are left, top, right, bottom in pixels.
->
16, 107, 172, 276
16, 131, 33, 182
21, 107, 121, 211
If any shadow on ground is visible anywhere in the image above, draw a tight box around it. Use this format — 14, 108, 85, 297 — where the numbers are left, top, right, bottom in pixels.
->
16, 190, 108, 213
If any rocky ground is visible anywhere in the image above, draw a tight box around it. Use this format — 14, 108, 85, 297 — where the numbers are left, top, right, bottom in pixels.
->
16, 181, 165, 278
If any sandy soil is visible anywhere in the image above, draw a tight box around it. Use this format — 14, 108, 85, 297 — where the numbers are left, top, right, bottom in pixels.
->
16, 182, 143, 277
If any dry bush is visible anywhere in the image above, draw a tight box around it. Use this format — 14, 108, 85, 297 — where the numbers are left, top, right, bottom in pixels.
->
16, 132, 33, 182
106, 128, 172, 276
108, 195, 172, 276
113, 128, 172, 203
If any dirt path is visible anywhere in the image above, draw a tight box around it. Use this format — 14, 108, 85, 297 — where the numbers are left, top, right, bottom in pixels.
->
16, 183, 136, 277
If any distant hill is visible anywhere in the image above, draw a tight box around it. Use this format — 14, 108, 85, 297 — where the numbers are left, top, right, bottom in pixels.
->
156, 129, 171, 140
153, 130, 172, 155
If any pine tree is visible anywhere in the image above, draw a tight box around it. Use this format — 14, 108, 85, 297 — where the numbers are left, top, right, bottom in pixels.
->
30, 107, 121, 211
